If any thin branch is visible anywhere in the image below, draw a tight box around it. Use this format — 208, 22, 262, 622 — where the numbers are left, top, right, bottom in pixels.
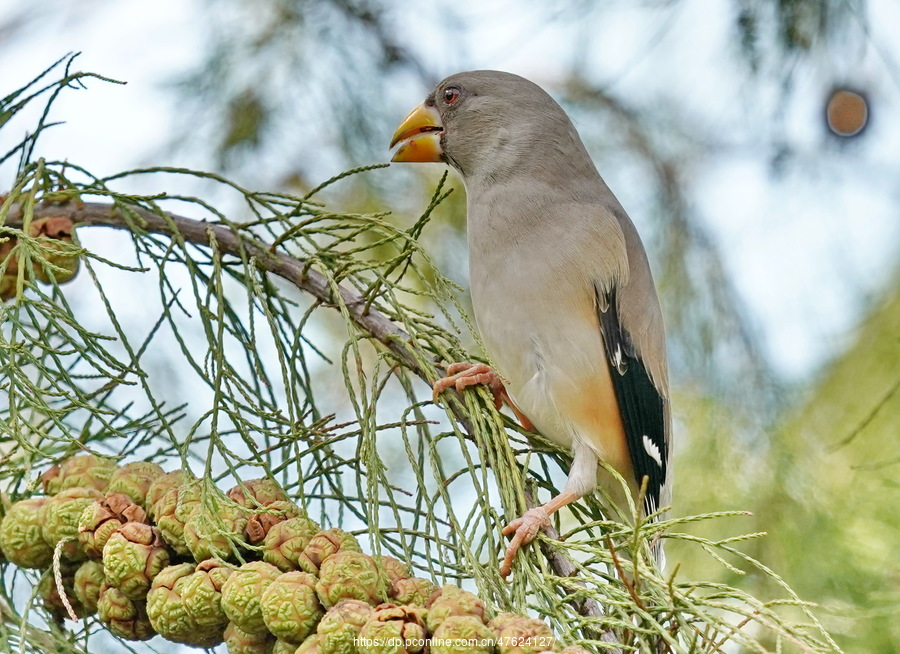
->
525, 487, 622, 653
830, 374, 900, 452
9, 199, 625, 632
37, 201, 429, 377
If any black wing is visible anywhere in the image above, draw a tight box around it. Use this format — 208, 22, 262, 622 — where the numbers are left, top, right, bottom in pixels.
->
594, 284, 668, 516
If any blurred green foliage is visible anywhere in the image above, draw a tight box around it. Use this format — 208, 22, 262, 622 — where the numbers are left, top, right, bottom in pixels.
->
672, 279, 900, 650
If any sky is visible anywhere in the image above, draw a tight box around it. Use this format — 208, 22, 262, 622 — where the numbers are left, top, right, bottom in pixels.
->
1, 0, 898, 384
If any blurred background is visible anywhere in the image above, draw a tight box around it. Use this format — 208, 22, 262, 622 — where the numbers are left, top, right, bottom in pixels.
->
1, 0, 897, 650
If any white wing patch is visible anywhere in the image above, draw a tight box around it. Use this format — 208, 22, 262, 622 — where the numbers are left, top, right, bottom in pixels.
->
643, 434, 663, 467
613, 345, 627, 374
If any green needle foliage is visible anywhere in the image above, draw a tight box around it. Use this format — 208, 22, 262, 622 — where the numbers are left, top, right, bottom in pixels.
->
0, 57, 843, 654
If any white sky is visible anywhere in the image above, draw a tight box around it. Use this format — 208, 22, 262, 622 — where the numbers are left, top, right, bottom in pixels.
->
1, 0, 898, 383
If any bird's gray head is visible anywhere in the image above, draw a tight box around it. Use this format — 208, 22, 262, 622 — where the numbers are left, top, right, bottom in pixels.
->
390, 70, 598, 187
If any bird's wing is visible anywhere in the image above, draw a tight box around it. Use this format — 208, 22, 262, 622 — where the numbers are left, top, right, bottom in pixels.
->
594, 282, 670, 516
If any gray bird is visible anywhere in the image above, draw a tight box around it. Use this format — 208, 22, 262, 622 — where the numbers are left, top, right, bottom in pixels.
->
390, 70, 671, 577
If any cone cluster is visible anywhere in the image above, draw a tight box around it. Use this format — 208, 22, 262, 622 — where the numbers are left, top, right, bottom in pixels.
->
0, 215, 81, 301
0, 454, 589, 654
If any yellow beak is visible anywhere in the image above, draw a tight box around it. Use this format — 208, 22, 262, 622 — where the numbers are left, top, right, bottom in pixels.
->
389, 103, 443, 162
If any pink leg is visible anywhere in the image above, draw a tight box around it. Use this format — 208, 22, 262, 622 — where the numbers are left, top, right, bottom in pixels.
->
500, 490, 579, 578
502, 389, 535, 431
432, 362, 534, 430
431, 362, 505, 408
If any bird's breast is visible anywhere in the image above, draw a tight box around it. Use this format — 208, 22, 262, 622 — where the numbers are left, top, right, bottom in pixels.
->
467, 213, 631, 476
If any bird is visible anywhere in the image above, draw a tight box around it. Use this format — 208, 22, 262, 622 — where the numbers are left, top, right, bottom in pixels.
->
389, 70, 671, 578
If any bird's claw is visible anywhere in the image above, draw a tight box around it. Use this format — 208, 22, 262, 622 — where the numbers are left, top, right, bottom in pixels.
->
431, 362, 505, 408
499, 506, 551, 578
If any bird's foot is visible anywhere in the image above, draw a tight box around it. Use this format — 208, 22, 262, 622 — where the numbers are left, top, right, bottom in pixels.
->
432, 362, 505, 409
432, 363, 536, 430
499, 506, 551, 578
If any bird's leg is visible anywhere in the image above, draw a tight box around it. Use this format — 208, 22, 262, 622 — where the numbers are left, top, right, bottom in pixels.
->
500, 490, 579, 578
500, 441, 598, 578
432, 363, 535, 430
432, 362, 504, 407
502, 389, 536, 431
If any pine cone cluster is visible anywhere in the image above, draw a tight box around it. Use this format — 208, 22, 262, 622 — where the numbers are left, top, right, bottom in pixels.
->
0, 454, 588, 653
0, 215, 82, 301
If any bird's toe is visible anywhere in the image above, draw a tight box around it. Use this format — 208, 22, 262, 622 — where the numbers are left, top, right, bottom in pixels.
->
501, 517, 523, 536
499, 507, 551, 577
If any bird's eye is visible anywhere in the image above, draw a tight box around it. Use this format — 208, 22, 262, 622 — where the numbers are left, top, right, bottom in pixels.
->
442, 87, 460, 105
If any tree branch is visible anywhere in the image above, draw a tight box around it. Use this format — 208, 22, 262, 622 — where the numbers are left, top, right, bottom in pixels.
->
16, 200, 611, 640
525, 487, 623, 653
28, 201, 428, 378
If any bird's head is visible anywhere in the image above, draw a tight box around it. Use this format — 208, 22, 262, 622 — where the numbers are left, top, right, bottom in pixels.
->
390, 70, 592, 184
